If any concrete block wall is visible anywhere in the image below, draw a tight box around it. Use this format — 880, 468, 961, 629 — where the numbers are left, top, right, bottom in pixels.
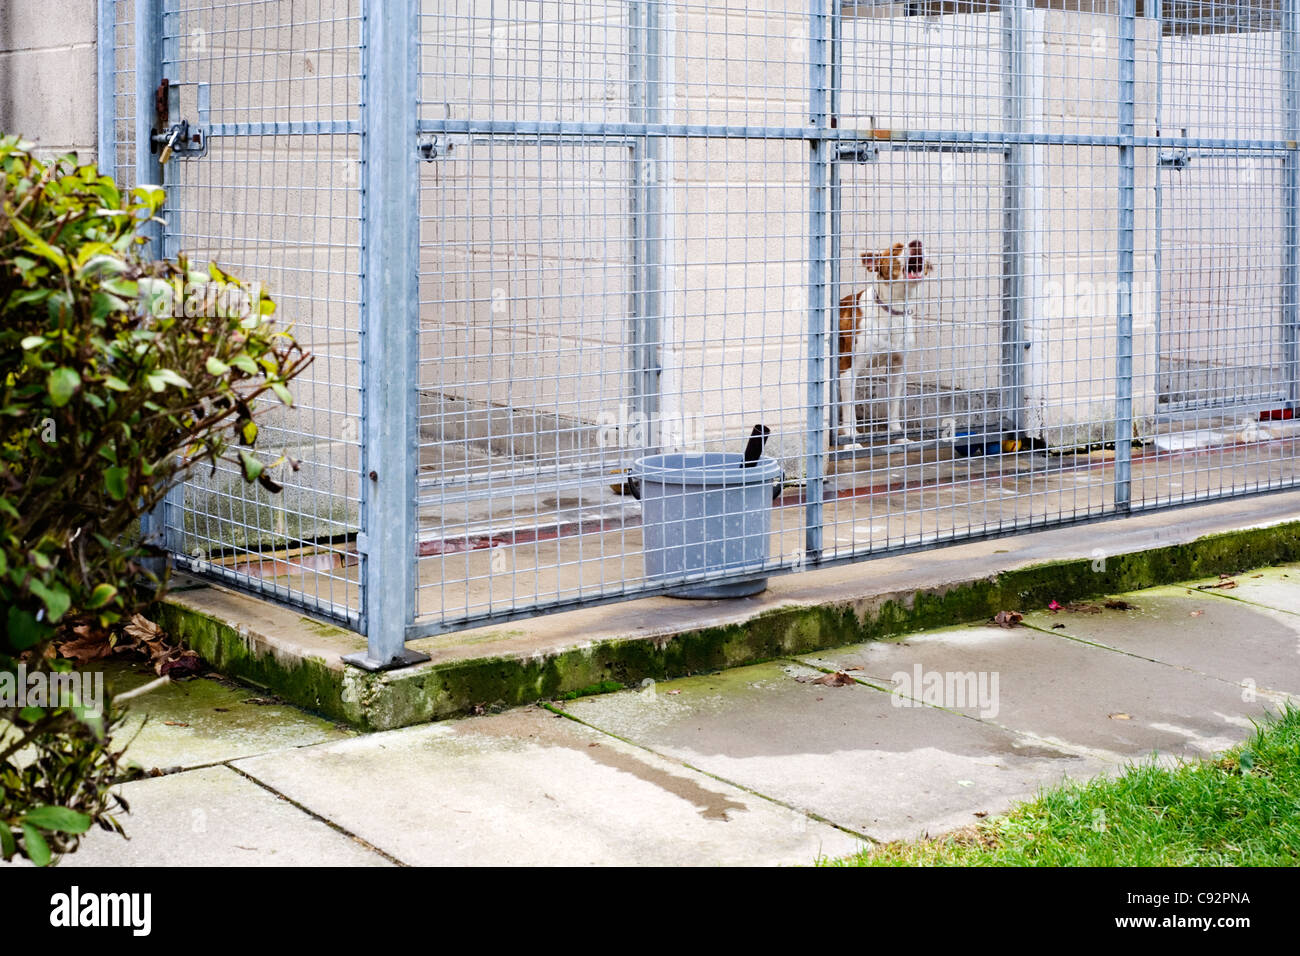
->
0, 0, 99, 163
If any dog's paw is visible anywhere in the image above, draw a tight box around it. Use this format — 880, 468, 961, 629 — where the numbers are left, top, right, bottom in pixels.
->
889, 432, 914, 446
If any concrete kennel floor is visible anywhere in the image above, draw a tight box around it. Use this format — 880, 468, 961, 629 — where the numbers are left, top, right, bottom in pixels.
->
402, 427, 1300, 625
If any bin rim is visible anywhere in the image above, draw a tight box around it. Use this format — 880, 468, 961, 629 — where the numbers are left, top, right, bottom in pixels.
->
630, 451, 782, 486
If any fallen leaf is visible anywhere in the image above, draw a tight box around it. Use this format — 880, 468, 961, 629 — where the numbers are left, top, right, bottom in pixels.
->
992, 610, 1023, 628
667, 689, 681, 695
799, 671, 856, 687
1051, 623, 1066, 630
163, 721, 189, 727
1104, 599, 1137, 610
123, 613, 164, 643
1108, 712, 1132, 720
158, 650, 203, 678
1063, 602, 1103, 614
56, 632, 114, 664
1196, 580, 1237, 591
1190, 610, 1205, 617
973, 811, 988, 818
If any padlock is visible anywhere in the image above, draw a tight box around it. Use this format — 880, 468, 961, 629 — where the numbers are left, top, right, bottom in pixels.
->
159, 127, 181, 165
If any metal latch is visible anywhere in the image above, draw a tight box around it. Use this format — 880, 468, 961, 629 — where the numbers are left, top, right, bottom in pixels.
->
1158, 128, 1190, 169
150, 78, 209, 164
418, 135, 441, 161
835, 141, 879, 164
153, 119, 207, 163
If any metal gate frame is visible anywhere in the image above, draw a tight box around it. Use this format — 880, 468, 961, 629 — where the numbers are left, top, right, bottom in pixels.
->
1151, 0, 1300, 421
103, 0, 1300, 669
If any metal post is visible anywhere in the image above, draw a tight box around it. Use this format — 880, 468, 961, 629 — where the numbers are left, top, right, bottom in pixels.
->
804, 0, 832, 563
1284, 0, 1299, 409
1001, 0, 1027, 437
343, 0, 428, 670
1115, 0, 1137, 512
134, 0, 163, 253
629, 0, 665, 452
135, 0, 167, 558
97, 0, 116, 181
1152, 0, 1165, 407
827, 3, 843, 440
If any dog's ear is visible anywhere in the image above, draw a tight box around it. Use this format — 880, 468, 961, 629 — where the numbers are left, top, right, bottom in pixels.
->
860, 250, 878, 271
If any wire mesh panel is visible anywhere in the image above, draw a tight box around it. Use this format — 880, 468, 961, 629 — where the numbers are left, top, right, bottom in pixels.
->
105, 0, 138, 184
1133, 0, 1300, 511
1156, 153, 1286, 412
152, 0, 365, 625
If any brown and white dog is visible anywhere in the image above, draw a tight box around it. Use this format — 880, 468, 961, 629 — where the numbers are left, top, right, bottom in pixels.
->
835, 239, 934, 448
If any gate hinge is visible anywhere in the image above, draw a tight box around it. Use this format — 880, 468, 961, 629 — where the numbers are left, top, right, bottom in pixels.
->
835, 141, 879, 164
355, 531, 369, 556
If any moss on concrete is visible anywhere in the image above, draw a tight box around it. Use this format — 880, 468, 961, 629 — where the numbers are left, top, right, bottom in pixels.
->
150, 600, 348, 722
156, 518, 1300, 731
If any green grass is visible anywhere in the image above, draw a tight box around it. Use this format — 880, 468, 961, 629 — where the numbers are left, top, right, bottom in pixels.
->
826, 705, 1300, 866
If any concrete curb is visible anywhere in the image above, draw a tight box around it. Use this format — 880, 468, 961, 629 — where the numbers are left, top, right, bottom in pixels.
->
154, 492, 1300, 730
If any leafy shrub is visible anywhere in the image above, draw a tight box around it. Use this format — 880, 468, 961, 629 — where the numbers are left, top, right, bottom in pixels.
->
1, 135, 310, 863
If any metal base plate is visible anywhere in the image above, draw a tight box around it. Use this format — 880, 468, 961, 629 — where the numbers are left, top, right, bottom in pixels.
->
341, 648, 432, 672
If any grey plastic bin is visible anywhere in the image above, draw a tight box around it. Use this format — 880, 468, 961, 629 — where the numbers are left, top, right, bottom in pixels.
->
631, 452, 782, 598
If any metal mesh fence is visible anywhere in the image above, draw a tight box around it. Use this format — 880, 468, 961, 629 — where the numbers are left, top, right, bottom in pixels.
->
104, 0, 1300, 660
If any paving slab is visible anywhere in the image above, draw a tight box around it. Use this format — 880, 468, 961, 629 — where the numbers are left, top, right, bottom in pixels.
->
48, 766, 391, 867
233, 706, 864, 866
1179, 563, 1300, 620
804, 624, 1281, 762
558, 662, 1107, 843
1019, 584, 1300, 699
105, 662, 352, 772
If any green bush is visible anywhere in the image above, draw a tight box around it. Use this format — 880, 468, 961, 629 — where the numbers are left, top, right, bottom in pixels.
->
1, 135, 310, 863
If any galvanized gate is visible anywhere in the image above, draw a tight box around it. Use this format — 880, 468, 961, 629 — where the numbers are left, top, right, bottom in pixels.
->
101, 0, 1300, 669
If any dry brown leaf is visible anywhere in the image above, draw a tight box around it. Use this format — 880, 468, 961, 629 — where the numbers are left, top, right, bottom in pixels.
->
798, 671, 856, 687
1063, 602, 1103, 614
1108, 712, 1132, 720
123, 613, 164, 642
56, 632, 114, 665
1190, 610, 1205, 617
1104, 599, 1137, 610
992, 610, 1023, 628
